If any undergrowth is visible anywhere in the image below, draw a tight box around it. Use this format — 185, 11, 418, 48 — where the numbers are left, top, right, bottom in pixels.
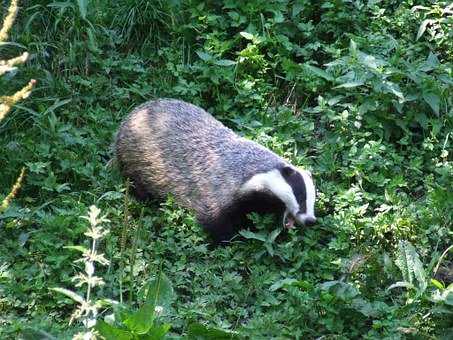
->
0, 0, 452, 339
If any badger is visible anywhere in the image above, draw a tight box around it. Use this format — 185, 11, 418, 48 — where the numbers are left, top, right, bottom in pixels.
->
115, 99, 316, 243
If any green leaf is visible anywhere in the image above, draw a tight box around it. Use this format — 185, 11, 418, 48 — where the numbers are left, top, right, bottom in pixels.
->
239, 230, 266, 242
305, 64, 334, 81
196, 51, 213, 62
444, 290, 453, 306
431, 279, 445, 290
264, 243, 274, 257
387, 281, 415, 291
214, 59, 236, 67
394, 241, 427, 294
146, 272, 175, 310
239, 32, 254, 40
122, 272, 174, 335
50, 287, 85, 304
269, 278, 298, 292
334, 81, 364, 89
351, 298, 387, 318
64, 245, 89, 253
77, 0, 88, 20
349, 39, 357, 56
320, 281, 359, 300
423, 92, 440, 115
269, 228, 281, 243
21, 328, 58, 340
382, 81, 404, 100
142, 323, 171, 339
96, 320, 133, 340
187, 323, 240, 339
123, 302, 155, 334
416, 19, 434, 41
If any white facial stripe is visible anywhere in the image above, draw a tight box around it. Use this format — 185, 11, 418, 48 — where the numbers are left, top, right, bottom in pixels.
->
300, 170, 316, 217
240, 169, 299, 214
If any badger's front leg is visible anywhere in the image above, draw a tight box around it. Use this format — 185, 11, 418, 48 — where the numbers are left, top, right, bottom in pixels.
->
198, 216, 234, 244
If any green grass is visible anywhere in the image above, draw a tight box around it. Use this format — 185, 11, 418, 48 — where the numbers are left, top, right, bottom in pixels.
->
1, 0, 452, 338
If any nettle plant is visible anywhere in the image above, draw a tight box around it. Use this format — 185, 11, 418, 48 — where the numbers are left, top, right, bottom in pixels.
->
0, 0, 35, 213
306, 39, 450, 139
51, 205, 176, 340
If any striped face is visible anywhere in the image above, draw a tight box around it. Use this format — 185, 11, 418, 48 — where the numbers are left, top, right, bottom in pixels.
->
279, 166, 316, 228
240, 166, 317, 228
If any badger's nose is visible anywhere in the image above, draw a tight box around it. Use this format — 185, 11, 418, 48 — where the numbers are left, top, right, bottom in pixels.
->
304, 216, 317, 226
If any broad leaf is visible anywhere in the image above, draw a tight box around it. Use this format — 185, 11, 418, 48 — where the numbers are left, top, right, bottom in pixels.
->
142, 323, 171, 340
187, 323, 240, 339
320, 281, 359, 300
50, 287, 85, 304
96, 320, 133, 340
214, 59, 236, 67
196, 51, 213, 62
394, 241, 427, 294
416, 19, 434, 41
334, 81, 364, 89
305, 64, 334, 81
423, 92, 440, 115
146, 272, 175, 310
387, 281, 415, 291
269, 278, 298, 291
123, 302, 155, 334
77, 0, 88, 20
239, 230, 266, 242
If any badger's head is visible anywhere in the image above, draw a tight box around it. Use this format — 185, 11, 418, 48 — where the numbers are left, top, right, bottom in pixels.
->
241, 164, 317, 228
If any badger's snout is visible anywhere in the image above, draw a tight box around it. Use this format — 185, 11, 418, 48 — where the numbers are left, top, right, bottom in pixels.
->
302, 215, 317, 226
294, 212, 317, 227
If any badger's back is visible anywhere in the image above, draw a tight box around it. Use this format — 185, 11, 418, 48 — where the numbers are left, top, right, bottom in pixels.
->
116, 99, 284, 223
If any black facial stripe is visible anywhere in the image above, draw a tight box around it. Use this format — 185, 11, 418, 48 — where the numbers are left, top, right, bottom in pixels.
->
280, 167, 307, 214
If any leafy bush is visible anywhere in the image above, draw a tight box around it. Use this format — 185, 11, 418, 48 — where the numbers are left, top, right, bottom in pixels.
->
0, 0, 452, 339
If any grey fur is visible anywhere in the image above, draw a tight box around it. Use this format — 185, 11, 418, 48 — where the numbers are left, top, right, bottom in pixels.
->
116, 99, 291, 237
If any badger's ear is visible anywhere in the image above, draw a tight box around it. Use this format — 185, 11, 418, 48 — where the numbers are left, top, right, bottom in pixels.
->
281, 166, 295, 178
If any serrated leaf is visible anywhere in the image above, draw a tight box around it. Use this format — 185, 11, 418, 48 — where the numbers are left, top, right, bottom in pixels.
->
334, 80, 364, 89
239, 230, 266, 242
196, 51, 212, 62
269, 228, 281, 242
305, 64, 334, 81
387, 281, 415, 291
320, 281, 359, 300
420, 52, 439, 72
423, 92, 440, 115
416, 19, 434, 41
382, 81, 404, 100
50, 287, 85, 304
214, 59, 236, 67
269, 278, 298, 291
394, 241, 426, 294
